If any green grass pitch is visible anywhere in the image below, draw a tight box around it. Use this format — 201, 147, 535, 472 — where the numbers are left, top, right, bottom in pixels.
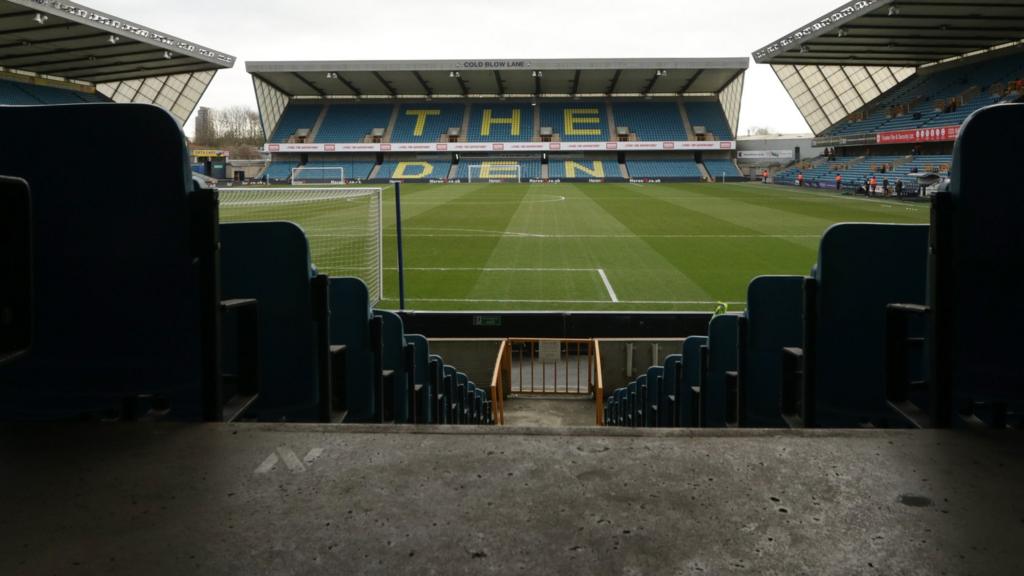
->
230, 182, 931, 312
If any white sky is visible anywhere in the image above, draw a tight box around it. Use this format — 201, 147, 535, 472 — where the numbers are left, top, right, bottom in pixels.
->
85, 0, 850, 137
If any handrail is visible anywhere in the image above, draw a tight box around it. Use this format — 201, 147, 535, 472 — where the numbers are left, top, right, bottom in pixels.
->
489, 339, 508, 425
594, 340, 604, 426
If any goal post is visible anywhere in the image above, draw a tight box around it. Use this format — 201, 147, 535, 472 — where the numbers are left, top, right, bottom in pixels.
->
291, 165, 346, 185
218, 187, 383, 304
467, 162, 522, 183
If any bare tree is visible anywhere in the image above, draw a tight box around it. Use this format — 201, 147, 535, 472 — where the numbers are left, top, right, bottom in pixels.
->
192, 105, 264, 152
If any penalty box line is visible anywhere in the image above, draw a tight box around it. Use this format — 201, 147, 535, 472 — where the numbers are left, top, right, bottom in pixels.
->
383, 266, 620, 303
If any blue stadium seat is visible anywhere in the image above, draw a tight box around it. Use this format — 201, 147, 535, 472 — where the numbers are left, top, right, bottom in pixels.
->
660, 354, 683, 427
315, 103, 393, 143
703, 315, 738, 428
644, 366, 664, 427
467, 103, 533, 142
933, 103, 1024, 427
806, 224, 929, 427
270, 103, 323, 143
391, 103, 464, 142
679, 336, 707, 427
375, 310, 411, 423
265, 161, 299, 182
612, 102, 687, 141
703, 159, 742, 179
0, 104, 211, 421
0, 79, 109, 105
626, 158, 702, 180
740, 276, 804, 428
220, 222, 320, 421
405, 334, 432, 424
685, 101, 734, 140
329, 277, 376, 422
539, 102, 609, 142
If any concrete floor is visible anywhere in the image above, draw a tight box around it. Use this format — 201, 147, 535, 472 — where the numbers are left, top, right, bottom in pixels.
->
1, 424, 1022, 575
503, 396, 597, 427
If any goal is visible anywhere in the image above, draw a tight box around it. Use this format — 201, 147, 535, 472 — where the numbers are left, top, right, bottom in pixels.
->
467, 162, 522, 183
291, 165, 346, 185
218, 187, 383, 304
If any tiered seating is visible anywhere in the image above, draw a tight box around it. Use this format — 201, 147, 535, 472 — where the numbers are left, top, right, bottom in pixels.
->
456, 160, 541, 180
264, 161, 299, 182
377, 160, 452, 180
825, 50, 1024, 136
612, 102, 687, 141
539, 102, 609, 142
315, 103, 393, 143
684, 101, 734, 140
330, 278, 489, 425
0, 79, 108, 105
391, 103, 465, 142
467, 103, 533, 142
547, 158, 621, 179
703, 159, 742, 179
270, 103, 322, 143
625, 158, 702, 180
301, 159, 375, 180
606, 224, 929, 429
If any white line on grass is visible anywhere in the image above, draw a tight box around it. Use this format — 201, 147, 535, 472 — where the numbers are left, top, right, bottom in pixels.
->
384, 267, 599, 272
386, 297, 747, 305
597, 269, 619, 303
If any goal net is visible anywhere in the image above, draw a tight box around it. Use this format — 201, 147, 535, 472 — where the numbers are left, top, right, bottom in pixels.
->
218, 187, 383, 304
467, 162, 522, 183
291, 165, 346, 185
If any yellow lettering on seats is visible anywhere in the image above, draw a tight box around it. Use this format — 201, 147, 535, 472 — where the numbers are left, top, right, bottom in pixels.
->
406, 109, 441, 136
564, 108, 602, 136
565, 161, 604, 178
481, 109, 520, 137
393, 162, 432, 179
479, 162, 518, 179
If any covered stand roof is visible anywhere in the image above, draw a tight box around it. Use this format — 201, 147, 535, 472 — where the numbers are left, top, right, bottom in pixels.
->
753, 0, 1024, 134
247, 57, 748, 144
0, 0, 235, 123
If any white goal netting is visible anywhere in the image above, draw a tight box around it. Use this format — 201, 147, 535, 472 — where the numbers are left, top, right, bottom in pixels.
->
219, 187, 383, 304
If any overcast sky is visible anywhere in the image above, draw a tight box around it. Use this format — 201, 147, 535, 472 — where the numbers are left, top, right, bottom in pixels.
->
86, 0, 849, 137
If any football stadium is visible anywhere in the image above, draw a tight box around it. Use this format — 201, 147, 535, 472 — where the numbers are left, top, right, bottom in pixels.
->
1, 0, 1023, 573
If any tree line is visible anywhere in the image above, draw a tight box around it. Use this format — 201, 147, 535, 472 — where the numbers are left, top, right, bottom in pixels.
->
192, 106, 264, 159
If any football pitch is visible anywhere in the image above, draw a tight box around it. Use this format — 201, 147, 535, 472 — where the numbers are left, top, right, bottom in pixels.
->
231, 182, 931, 312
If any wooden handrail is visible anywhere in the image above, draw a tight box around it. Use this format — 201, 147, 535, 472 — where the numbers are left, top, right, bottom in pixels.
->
594, 340, 604, 426
489, 339, 508, 425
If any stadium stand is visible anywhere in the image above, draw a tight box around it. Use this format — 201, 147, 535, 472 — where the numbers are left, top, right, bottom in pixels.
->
377, 159, 452, 180
612, 101, 687, 141
270, 103, 322, 142
264, 160, 300, 182
547, 158, 622, 179
315, 103, 393, 143
0, 78, 108, 105
391, 103, 465, 142
684, 101, 734, 140
703, 159, 742, 179
302, 158, 376, 180
626, 158, 702, 180
457, 160, 541, 180
467, 103, 534, 142
539, 102, 609, 142
825, 51, 1023, 137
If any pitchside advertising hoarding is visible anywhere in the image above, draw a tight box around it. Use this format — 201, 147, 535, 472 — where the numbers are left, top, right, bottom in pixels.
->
265, 141, 737, 153
876, 125, 960, 144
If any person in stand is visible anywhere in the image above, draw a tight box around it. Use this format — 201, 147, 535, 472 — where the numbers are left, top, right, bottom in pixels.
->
882, 176, 890, 196
762, 169, 769, 184
797, 172, 804, 187
835, 173, 843, 192
895, 177, 904, 198
869, 175, 877, 196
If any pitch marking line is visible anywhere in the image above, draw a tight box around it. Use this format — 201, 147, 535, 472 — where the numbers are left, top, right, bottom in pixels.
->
384, 267, 599, 272
387, 297, 746, 306
597, 269, 619, 303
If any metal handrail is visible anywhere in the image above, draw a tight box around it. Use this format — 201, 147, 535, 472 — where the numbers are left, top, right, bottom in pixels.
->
489, 339, 508, 425
594, 340, 604, 426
